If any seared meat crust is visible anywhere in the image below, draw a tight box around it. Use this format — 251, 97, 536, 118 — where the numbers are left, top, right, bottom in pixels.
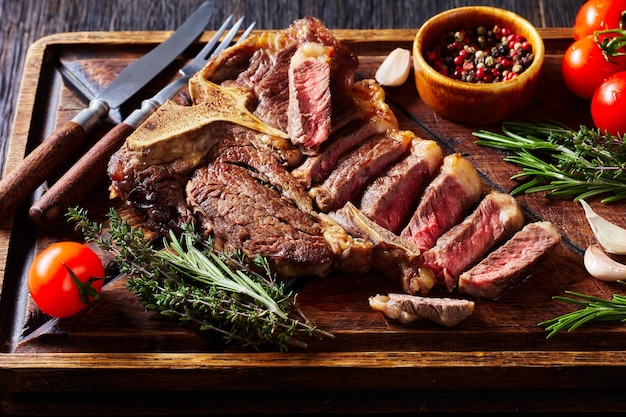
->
187, 162, 334, 278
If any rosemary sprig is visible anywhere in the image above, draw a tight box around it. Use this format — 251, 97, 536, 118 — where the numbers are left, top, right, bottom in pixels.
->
67, 207, 332, 351
159, 230, 288, 320
473, 120, 626, 203
538, 281, 626, 338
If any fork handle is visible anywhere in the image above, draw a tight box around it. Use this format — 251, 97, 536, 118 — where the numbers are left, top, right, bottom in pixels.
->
29, 122, 134, 228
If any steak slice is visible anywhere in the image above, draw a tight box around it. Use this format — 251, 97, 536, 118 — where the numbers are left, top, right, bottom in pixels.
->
287, 43, 333, 150
186, 162, 334, 278
458, 221, 562, 299
359, 137, 443, 234
400, 153, 482, 251
310, 129, 413, 212
420, 191, 525, 292
369, 293, 475, 326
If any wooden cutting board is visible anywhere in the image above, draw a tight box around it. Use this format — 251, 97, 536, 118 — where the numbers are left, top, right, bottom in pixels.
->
1, 28, 626, 415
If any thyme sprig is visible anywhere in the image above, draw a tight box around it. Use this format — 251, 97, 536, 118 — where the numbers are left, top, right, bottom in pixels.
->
67, 207, 332, 351
539, 281, 626, 338
473, 120, 626, 203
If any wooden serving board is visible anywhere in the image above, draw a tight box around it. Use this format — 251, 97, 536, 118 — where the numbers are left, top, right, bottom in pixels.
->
2, 28, 626, 415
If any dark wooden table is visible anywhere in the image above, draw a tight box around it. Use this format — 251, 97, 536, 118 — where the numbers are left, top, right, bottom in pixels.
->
0, 0, 583, 176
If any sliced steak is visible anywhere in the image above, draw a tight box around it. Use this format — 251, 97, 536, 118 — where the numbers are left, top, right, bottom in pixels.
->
310, 129, 413, 212
109, 17, 554, 305
359, 137, 443, 234
420, 191, 525, 292
400, 153, 482, 251
458, 221, 562, 299
186, 162, 334, 278
194, 16, 359, 93
191, 16, 361, 153
369, 293, 475, 326
291, 79, 399, 187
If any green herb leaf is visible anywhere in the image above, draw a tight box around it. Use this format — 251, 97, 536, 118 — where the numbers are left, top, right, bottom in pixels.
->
473, 121, 626, 203
538, 281, 626, 338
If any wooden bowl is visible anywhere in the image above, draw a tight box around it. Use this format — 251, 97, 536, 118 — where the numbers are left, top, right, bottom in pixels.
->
412, 6, 545, 124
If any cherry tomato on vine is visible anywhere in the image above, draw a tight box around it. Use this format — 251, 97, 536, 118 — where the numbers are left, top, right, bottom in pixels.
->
562, 34, 626, 99
574, 0, 626, 40
28, 241, 105, 318
591, 71, 626, 135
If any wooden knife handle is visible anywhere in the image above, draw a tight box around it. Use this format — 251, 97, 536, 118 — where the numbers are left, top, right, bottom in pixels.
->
0, 121, 87, 218
29, 122, 135, 228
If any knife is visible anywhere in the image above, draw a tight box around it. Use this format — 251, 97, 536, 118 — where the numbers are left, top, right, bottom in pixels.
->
0, 1, 213, 218
29, 17, 255, 228
55, 59, 124, 124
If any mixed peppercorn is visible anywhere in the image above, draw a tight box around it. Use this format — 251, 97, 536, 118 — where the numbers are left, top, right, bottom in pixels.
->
425, 24, 535, 83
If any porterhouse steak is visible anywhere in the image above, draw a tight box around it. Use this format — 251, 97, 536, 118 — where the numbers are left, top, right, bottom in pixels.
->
108, 17, 562, 322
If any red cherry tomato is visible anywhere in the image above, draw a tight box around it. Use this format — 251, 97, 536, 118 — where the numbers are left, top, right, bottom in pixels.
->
591, 71, 626, 135
28, 242, 105, 318
562, 34, 626, 99
574, 0, 626, 40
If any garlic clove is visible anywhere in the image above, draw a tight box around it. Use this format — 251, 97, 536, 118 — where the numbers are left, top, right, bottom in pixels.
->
580, 199, 626, 255
584, 244, 626, 282
375, 48, 411, 87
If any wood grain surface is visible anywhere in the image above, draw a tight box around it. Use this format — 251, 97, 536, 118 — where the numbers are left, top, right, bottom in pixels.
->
1, 25, 626, 415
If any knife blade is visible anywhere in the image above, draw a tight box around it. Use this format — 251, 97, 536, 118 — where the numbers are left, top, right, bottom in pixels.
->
55, 59, 123, 124
0, 1, 213, 218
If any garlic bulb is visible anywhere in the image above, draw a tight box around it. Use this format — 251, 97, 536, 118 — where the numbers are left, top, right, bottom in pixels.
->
580, 199, 626, 254
584, 244, 626, 282
375, 48, 411, 87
